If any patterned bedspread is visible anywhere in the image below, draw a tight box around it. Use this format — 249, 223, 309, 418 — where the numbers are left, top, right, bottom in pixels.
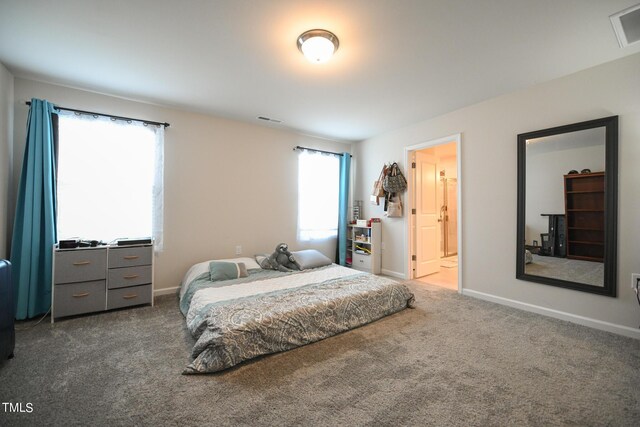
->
181, 264, 415, 374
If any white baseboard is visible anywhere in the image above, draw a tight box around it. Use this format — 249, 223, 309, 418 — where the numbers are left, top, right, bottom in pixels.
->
154, 286, 180, 297
381, 269, 405, 279
462, 289, 640, 340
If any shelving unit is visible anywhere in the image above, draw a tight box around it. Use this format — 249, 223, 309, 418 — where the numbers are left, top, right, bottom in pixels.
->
564, 172, 604, 262
348, 222, 381, 274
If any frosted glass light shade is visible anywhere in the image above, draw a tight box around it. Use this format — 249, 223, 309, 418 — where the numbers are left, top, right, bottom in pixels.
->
297, 29, 339, 63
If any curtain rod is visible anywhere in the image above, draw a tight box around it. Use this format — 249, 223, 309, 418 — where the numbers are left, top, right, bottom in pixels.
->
25, 101, 170, 128
293, 145, 352, 157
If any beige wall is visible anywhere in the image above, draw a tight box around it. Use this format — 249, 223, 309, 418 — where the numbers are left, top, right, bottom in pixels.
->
355, 53, 640, 331
12, 78, 351, 292
0, 62, 14, 259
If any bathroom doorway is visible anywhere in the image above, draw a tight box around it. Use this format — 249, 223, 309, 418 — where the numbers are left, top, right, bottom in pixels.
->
405, 134, 461, 292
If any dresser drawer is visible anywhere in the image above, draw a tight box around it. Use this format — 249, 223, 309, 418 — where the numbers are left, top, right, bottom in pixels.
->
108, 265, 152, 289
54, 249, 107, 284
53, 280, 106, 318
108, 246, 152, 268
107, 284, 152, 310
352, 253, 372, 271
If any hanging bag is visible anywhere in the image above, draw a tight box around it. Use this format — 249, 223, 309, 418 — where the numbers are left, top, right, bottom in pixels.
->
370, 164, 388, 205
383, 162, 407, 193
386, 193, 403, 217
372, 165, 387, 197
372, 180, 384, 198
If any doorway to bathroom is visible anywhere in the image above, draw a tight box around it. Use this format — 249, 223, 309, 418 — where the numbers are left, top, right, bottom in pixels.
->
405, 134, 461, 292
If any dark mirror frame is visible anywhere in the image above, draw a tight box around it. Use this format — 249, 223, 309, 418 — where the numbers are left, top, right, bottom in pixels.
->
516, 116, 618, 297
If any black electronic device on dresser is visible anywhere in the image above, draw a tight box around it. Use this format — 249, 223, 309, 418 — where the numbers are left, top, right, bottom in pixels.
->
0, 259, 15, 360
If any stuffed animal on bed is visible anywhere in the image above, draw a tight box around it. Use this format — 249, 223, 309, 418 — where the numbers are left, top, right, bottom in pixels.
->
268, 243, 301, 272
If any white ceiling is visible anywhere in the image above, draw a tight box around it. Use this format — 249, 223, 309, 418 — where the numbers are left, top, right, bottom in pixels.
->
1, 0, 639, 141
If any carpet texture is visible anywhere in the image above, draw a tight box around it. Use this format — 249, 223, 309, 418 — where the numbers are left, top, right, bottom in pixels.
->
1, 281, 638, 426
525, 254, 604, 287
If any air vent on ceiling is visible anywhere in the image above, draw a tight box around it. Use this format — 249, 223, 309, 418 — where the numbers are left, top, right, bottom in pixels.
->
257, 116, 283, 124
610, 3, 640, 47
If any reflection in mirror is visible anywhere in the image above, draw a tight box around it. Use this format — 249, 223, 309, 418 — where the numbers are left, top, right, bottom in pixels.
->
524, 128, 605, 286
516, 116, 617, 297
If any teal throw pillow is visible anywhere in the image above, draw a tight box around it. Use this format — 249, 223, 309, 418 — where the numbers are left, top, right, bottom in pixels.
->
209, 261, 248, 282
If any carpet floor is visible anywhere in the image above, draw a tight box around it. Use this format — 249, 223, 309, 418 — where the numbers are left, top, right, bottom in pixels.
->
525, 254, 604, 287
1, 281, 639, 426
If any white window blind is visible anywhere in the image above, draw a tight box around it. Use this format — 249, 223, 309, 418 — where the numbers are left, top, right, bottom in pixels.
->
297, 150, 339, 241
56, 111, 164, 249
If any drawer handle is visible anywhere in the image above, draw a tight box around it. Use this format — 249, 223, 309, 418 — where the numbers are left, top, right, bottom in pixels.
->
122, 294, 138, 300
73, 261, 91, 266
72, 292, 90, 298
123, 274, 139, 280
123, 256, 139, 260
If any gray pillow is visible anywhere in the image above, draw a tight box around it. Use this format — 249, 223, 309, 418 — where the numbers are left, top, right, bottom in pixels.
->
291, 250, 332, 270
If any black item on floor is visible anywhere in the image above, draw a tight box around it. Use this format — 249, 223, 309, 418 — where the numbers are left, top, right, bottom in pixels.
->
540, 213, 566, 258
0, 259, 15, 360
539, 233, 552, 256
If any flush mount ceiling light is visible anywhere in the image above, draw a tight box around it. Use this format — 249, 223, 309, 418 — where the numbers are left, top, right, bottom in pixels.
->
297, 29, 339, 63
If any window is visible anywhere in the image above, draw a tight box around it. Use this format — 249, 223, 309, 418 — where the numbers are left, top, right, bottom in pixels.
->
56, 111, 164, 248
297, 150, 339, 240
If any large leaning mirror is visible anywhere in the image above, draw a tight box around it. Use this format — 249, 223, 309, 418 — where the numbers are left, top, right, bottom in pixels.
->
516, 116, 618, 297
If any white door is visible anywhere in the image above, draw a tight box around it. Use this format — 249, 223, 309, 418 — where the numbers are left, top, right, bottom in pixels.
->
415, 150, 440, 277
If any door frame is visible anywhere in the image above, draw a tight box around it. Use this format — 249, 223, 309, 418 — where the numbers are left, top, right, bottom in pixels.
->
404, 133, 462, 293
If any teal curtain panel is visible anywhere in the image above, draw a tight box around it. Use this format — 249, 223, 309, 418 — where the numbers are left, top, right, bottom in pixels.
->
11, 99, 58, 320
337, 152, 351, 265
